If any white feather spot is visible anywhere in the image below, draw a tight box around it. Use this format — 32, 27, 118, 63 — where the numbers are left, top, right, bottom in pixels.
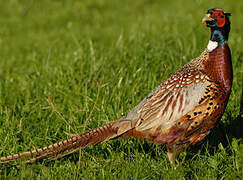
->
176, 84, 179, 87
195, 75, 199, 79
200, 75, 205, 79
207, 40, 218, 52
195, 79, 200, 83
166, 84, 173, 89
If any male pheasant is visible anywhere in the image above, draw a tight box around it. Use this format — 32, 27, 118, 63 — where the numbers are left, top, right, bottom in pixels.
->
0, 8, 232, 166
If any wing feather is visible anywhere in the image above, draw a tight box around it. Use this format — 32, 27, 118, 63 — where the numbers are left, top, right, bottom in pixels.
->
135, 76, 207, 133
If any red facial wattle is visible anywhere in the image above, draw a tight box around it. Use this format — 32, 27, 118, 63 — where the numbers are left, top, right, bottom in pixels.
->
212, 10, 226, 27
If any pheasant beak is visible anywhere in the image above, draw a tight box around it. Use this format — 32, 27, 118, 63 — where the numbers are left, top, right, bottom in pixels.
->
202, 14, 214, 23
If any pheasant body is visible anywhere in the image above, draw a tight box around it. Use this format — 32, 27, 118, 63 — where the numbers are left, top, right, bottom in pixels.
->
120, 44, 232, 159
0, 8, 233, 166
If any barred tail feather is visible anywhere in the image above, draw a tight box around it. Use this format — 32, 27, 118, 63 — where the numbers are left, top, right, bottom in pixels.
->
0, 120, 122, 164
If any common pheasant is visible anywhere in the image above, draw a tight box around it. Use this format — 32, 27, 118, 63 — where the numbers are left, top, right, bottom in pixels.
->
0, 8, 232, 166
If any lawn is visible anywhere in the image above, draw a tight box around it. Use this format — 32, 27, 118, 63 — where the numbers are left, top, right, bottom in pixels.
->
0, 0, 242, 179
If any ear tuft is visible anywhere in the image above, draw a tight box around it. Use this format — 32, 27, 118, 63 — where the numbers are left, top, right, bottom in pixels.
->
224, 12, 231, 16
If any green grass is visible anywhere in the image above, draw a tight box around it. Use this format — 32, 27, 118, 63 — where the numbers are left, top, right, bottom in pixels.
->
0, 0, 242, 179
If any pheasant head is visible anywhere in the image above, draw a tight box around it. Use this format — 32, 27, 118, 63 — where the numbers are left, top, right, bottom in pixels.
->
202, 8, 231, 43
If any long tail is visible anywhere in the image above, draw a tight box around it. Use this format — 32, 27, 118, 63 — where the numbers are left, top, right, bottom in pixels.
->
0, 119, 130, 165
